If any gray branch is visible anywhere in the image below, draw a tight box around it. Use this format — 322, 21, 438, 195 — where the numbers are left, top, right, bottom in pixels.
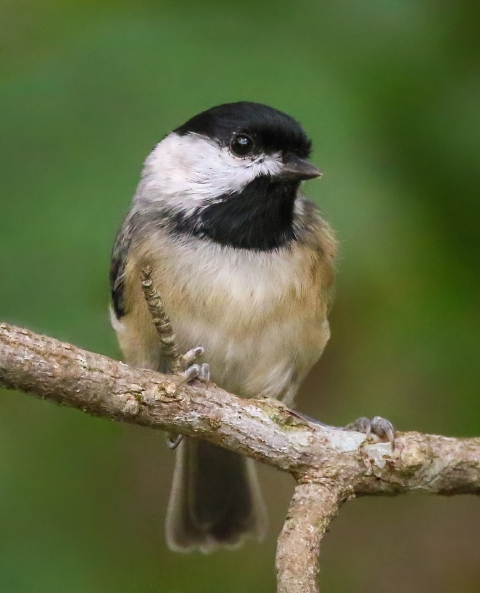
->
276, 482, 346, 593
0, 322, 479, 592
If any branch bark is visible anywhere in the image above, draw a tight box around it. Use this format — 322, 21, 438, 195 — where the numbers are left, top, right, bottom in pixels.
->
276, 482, 347, 593
0, 322, 479, 591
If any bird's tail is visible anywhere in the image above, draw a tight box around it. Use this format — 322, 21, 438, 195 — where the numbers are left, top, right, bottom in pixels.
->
165, 437, 267, 553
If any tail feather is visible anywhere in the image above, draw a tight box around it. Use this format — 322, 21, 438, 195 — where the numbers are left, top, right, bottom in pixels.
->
166, 438, 267, 553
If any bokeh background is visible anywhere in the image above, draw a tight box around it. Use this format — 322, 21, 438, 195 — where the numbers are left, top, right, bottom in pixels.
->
1, 1, 479, 591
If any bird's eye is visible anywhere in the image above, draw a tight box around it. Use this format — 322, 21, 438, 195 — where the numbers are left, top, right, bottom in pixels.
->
230, 134, 254, 157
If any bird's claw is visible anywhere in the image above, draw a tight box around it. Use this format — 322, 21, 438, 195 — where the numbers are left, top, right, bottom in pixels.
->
174, 356, 210, 393
346, 415, 396, 445
180, 346, 205, 368
167, 352, 210, 452
181, 362, 210, 383
165, 432, 184, 450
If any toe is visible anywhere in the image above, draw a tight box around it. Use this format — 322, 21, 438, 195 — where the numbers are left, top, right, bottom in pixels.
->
345, 416, 372, 436
198, 363, 210, 382
181, 346, 204, 368
182, 364, 201, 382
371, 416, 396, 445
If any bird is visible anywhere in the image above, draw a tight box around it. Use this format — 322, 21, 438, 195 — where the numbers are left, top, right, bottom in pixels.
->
110, 101, 339, 553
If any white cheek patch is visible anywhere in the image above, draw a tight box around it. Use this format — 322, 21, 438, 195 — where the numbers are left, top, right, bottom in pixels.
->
137, 132, 283, 210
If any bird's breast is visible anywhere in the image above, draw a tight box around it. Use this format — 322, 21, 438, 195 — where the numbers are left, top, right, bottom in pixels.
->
125, 232, 330, 402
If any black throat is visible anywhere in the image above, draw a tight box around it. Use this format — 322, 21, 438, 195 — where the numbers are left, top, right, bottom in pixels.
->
171, 176, 299, 251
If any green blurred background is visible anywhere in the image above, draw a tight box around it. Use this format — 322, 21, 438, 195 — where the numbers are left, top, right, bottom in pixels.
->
1, 1, 479, 591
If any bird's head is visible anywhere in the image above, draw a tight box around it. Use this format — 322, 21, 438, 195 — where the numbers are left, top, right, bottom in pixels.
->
137, 102, 321, 250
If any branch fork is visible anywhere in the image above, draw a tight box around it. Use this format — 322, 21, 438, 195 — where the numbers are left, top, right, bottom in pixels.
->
0, 271, 478, 592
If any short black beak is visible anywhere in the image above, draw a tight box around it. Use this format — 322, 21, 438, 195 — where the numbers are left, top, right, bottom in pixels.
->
279, 154, 322, 181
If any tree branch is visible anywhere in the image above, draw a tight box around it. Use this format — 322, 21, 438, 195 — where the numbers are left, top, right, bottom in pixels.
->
276, 482, 347, 593
0, 321, 479, 591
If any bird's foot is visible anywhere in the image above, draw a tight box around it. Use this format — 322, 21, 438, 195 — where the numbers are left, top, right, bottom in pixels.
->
181, 362, 211, 383
292, 412, 396, 446
176, 345, 210, 385
166, 349, 210, 450
345, 416, 396, 445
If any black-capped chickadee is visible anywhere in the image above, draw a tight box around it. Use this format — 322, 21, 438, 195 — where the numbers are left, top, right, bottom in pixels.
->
110, 102, 337, 553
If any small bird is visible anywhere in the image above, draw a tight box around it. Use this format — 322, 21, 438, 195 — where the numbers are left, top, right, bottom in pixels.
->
110, 102, 376, 553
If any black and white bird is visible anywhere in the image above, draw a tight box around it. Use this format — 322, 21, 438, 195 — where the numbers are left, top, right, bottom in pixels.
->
110, 102, 339, 553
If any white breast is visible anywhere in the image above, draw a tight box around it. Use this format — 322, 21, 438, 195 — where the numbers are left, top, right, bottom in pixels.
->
134, 234, 330, 403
